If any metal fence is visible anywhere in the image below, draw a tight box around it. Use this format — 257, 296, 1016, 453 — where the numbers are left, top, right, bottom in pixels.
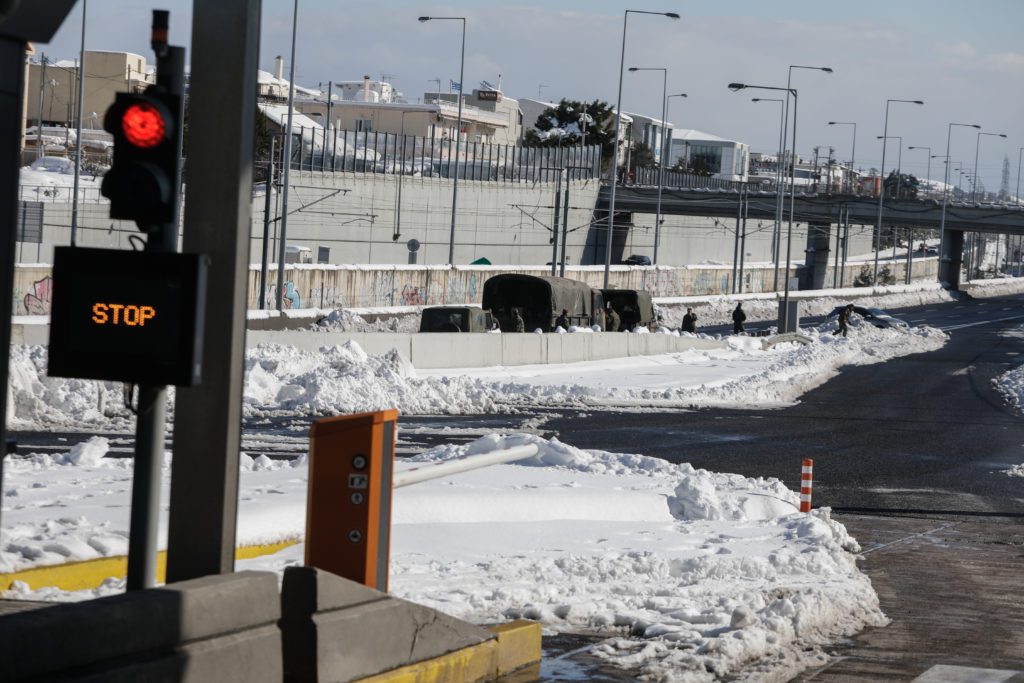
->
281, 126, 602, 182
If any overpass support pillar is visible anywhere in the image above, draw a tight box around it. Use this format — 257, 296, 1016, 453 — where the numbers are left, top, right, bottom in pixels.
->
939, 229, 964, 290
802, 220, 832, 290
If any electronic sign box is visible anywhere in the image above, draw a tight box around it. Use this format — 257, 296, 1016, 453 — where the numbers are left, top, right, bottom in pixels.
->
48, 247, 208, 386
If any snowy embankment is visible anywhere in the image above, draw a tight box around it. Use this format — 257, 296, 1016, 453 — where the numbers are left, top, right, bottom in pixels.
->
2, 432, 887, 681
990, 324, 1024, 478
8, 321, 948, 429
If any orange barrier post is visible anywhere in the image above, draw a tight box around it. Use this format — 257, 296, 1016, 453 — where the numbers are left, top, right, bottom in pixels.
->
305, 410, 398, 591
800, 458, 813, 513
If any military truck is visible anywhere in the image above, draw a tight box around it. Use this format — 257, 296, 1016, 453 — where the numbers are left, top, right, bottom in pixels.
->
600, 288, 654, 331
418, 306, 497, 333
482, 274, 598, 332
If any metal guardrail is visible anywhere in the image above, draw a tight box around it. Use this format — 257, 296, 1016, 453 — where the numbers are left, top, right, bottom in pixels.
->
393, 444, 539, 488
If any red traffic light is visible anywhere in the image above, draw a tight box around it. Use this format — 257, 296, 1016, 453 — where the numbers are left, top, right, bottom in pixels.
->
121, 102, 167, 149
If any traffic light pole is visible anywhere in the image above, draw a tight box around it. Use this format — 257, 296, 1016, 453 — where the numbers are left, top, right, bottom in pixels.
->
125, 17, 185, 591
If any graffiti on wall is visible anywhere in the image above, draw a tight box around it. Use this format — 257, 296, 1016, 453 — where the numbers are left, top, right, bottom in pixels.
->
23, 276, 53, 315
400, 284, 427, 306
640, 270, 683, 298
264, 281, 302, 308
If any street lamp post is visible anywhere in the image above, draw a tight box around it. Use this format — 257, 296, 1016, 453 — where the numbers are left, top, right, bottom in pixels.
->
276, 0, 300, 311
70, 0, 87, 245
828, 121, 857, 193
877, 135, 903, 198
873, 99, 924, 285
419, 16, 466, 265
755, 98, 785, 288
603, 9, 680, 289
938, 123, 981, 289
905, 145, 932, 284
971, 131, 1007, 202
728, 82, 800, 331
1016, 146, 1023, 206
628, 66, 668, 264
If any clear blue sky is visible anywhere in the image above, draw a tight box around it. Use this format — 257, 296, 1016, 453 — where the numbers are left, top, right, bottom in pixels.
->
37, 1, 1024, 192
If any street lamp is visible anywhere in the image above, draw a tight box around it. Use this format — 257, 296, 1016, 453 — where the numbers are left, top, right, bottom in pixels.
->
937, 123, 981, 289
728, 82, 799, 331
906, 144, 932, 285
628, 66, 669, 265
419, 15, 466, 265
876, 135, 903, 198
1016, 146, 1023, 206
828, 121, 856, 193
603, 9, 680, 289
755, 97, 785, 288
907, 146, 932, 194
971, 131, 1007, 202
873, 99, 924, 285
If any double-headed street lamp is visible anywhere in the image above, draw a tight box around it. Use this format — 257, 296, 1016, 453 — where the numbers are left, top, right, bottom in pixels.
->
754, 97, 786, 288
971, 131, 1007, 202
628, 66, 669, 264
418, 15, 466, 265
828, 121, 857, 194
873, 98, 924, 285
603, 9, 680, 289
937, 123, 981, 288
905, 144, 932, 286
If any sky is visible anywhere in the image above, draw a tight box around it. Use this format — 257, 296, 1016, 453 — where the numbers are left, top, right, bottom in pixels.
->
36, 1, 1024, 194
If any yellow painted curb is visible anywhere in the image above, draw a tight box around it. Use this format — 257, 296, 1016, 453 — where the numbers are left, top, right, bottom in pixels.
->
0, 539, 299, 592
357, 620, 541, 683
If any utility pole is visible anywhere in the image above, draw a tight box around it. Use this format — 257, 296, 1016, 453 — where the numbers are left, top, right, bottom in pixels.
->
35, 53, 46, 158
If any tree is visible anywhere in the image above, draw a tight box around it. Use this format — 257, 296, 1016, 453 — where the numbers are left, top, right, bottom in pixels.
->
883, 170, 919, 200
671, 155, 713, 176
627, 141, 656, 172
523, 98, 617, 168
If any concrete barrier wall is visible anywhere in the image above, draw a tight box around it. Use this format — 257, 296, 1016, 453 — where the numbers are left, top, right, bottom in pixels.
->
6, 257, 938, 316
246, 329, 725, 369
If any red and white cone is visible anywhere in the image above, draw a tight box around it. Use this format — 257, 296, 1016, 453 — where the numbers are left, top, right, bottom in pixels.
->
800, 459, 813, 513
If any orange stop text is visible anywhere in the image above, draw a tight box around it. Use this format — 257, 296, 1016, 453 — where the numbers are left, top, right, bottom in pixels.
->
91, 303, 157, 327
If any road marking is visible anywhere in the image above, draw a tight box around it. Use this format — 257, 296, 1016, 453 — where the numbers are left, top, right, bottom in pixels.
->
940, 314, 1024, 331
1002, 307, 1012, 311
912, 664, 1020, 682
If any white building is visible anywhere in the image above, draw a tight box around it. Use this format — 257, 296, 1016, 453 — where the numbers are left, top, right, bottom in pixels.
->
669, 129, 749, 181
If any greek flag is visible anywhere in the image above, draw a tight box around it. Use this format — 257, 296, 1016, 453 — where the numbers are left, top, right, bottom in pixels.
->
450, 79, 461, 92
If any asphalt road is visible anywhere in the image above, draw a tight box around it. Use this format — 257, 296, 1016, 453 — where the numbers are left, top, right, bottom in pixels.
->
544, 293, 1024, 515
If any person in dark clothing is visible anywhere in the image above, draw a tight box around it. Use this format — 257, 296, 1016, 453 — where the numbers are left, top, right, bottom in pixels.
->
553, 308, 569, 331
681, 307, 697, 333
513, 308, 525, 333
732, 303, 746, 334
834, 303, 853, 337
605, 306, 621, 332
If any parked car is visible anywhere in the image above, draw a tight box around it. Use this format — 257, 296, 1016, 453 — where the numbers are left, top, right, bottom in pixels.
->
621, 254, 652, 266
419, 306, 497, 333
825, 306, 909, 329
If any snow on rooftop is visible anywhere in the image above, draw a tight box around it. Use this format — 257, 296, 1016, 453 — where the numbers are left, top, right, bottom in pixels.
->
672, 128, 739, 144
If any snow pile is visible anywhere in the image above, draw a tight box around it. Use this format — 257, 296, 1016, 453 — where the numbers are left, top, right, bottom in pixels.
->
312, 308, 419, 333
381, 434, 886, 681
3, 433, 886, 680
991, 326, 1024, 412
244, 341, 500, 416
8, 320, 948, 429
1003, 464, 1024, 478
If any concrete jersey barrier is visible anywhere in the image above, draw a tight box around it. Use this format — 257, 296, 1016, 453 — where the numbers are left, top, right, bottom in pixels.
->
246, 330, 727, 369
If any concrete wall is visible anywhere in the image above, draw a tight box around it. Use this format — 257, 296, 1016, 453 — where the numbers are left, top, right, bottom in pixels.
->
246, 329, 726, 369
0, 571, 283, 683
5, 255, 937, 316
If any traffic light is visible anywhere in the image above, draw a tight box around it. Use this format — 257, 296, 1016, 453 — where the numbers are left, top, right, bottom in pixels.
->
101, 89, 182, 231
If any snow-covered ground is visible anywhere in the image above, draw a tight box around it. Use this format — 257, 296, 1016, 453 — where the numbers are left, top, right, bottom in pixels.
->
8, 319, 947, 431
1, 432, 888, 681
0, 295, 967, 678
